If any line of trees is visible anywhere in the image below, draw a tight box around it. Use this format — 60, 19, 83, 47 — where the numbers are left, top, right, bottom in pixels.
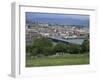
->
26, 37, 89, 57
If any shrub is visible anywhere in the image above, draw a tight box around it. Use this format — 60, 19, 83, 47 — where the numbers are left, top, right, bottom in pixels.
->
69, 44, 81, 54
81, 39, 89, 53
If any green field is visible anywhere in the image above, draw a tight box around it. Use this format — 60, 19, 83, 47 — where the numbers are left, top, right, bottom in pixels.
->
26, 53, 89, 67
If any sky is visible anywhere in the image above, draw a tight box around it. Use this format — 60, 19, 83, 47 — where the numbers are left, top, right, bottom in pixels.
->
26, 12, 90, 27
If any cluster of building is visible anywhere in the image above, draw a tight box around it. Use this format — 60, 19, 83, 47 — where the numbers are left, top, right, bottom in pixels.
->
26, 23, 89, 44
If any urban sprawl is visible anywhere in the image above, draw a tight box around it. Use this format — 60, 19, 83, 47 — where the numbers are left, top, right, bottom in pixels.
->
26, 22, 89, 45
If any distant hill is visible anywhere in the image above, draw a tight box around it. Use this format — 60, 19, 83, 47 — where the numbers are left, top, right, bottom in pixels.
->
26, 17, 89, 27
26, 12, 89, 27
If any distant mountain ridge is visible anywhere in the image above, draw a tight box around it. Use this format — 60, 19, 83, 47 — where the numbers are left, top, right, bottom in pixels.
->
26, 17, 89, 27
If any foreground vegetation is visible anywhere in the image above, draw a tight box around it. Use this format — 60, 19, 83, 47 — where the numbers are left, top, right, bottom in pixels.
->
26, 37, 89, 67
26, 37, 89, 56
26, 53, 89, 67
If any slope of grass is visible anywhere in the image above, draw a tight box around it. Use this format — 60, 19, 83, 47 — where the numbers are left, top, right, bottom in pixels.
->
26, 53, 89, 67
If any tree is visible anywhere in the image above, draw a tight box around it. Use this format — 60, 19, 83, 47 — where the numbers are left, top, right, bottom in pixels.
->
33, 37, 53, 48
53, 42, 67, 54
81, 39, 89, 53
43, 47, 54, 56
32, 37, 53, 56
69, 44, 81, 54
26, 45, 34, 57
33, 47, 45, 57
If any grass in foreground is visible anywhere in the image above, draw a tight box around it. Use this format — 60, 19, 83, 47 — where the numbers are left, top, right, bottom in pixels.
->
26, 53, 89, 67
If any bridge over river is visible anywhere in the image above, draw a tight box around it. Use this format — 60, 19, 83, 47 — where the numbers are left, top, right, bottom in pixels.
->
48, 36, 85, 45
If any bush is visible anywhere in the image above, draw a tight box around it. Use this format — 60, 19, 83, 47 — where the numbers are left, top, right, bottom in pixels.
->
43, 47, 54, 56
32, 37, 53, 56
33, 37, 53, 48
26, 45, 33, 56
69, 44, 81, 54
81, 39, 89, 53
53, 42, 68, 54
